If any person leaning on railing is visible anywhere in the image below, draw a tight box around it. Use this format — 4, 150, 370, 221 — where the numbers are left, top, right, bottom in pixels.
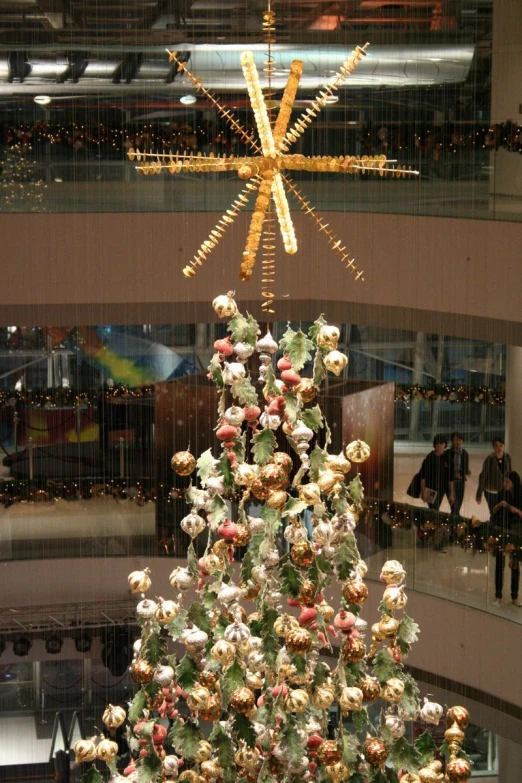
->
489, 471, 522, 607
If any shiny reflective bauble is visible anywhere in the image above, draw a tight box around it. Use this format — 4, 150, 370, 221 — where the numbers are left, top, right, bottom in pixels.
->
445, 758, 472, 782
128, 567, 151, 594
290, 539, 316, 567
229, 687, 256, 713
130, 660, 154, 683
102, 704, 126, 728
74, 738, 97, 763
363, 736, 388, 766
446, 705, 470, 729
345, 439, 371, 463
170, 450, 196, 476
213, 292, 237, 318
316, 740, 342, 765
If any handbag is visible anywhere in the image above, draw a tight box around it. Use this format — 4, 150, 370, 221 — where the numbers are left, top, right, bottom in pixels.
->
406, 472, 422, 499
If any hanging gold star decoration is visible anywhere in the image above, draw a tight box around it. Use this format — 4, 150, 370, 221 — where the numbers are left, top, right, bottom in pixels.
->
128, 8, 417, 312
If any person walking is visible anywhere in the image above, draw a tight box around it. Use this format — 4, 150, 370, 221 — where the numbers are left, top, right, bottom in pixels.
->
489, 472, 522, 607
476, 437, 512, 513
419, 434, 454, 551
446, 431, 470, 517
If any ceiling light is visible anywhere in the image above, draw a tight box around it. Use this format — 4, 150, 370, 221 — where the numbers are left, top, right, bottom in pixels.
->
74, 631, 92, 653
180, 95, 197, 105
45, 634, 63, 655
34, 95, 52, 106
13, 635, 32, 657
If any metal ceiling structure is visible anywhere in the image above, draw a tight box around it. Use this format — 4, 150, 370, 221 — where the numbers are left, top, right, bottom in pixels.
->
0, 0, 492, 97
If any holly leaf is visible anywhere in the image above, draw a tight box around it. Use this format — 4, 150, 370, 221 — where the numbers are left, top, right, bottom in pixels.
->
81, 767, 102, 783
187, 602, 212, 635
283, 392, 300, 425
228, 312, 260, 346
351, 707, 369, 733
129, 689, 147, 724
280, 556, 303, 598
175, 654, 199, 694
347, 474, 364, 509
340, 730, 360, 766
205, 493, 227, 530
279, 717, 307, 766
169, 718, 204, 761
209, 721, 235, 783
197, 448, 216, 485
282, 497, 308, 518
308, 314, 327, 342
252, 427, 277, 466
186, 484, 207, 510
187, 541, 199, 576
301, 405, 323, 432
137, 753, 162, 783
280, 326, 314, 372
388, 737, 422, 773
312, 661, 331, 688
334, 538, 359, 581
141, 630, 167, 666
260, 608, 280, 667
312, 349, 326, 388
371, 650, 401, 684
166, 607, 188, 642
241, 549, 254, 583
399, 673, 420, 719
415, 731, 437, 766
309, 444, 328, 481
232, 377, 259, 408
396, 615, 420, 655
233, 713, 257, 747
221, 660, 246, 708
263, 364, 279, 400
218, 453, 234, 487
208, 354, 224, 388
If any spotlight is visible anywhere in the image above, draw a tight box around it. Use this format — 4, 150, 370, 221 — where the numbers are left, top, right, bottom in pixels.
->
180, 94, 197, 105
102, 626, 132, 676
13, 635, 32, 657
34, 95, 52, 106
74, 631, 92, 653
45, 634, 63, 655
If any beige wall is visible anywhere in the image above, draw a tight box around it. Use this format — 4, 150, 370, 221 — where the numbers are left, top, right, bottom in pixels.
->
1, 210, 522, 343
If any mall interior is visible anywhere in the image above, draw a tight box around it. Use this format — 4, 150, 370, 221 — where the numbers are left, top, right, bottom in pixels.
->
0, 0, 521, 781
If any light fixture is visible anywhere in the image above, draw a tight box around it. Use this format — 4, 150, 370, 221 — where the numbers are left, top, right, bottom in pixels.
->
45, 633, 63, 655
34, 95, 52, 106
13, 635, 32, 657
180, 94, 197, 105
74, 631, 92, 653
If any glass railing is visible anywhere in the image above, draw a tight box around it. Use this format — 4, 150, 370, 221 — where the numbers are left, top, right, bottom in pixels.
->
1, 147, 521, 222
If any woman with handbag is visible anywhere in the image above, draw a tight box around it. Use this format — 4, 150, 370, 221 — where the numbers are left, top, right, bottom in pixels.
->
489, 471, 522, 607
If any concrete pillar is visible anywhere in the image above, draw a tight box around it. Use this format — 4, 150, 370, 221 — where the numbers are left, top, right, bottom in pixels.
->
490, 0, 522, 200
504, 345, 522, 472
498, 737, 522, 783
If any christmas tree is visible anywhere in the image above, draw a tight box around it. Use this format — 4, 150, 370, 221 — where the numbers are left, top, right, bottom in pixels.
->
76, 293, 473, 783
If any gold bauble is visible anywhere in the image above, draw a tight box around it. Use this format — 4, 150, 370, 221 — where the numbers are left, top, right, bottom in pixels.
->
194, 740, 212, 763
444, 721, 465, 746
345, 439, 370, 463
317, 324, 340, 350
274, 614, 299, 637
211, 639, 236, 667
102, 704, 126, 729
212, 292, 237, 318
299, 482, 322, 505
201, 553, 222, 573
371, 621, 385, 642
201, 759, 223, 780
383, 585, 408, 611
186, 685, 212, 711
295, 378, 317, 403
317, 469, 337, 494
235, 462, 257, 487
380, 559, 406, 585
317, 600, 335, 621
246, 670, 264, 690
325, 453, 351, 475
235, 741, 260, 771
267, 489, 288, 509
400, 775, 421, 783
285, 688, 309, 713
74, 739, 96, 764
418, 760, 444, 783
96, 737, 119, 763
179, 771, 200, 783
378, 615, 400, 638
128, 567, 151, 594
212, 540, 230, 559
312, 686, 335, 709
338, 686, 363, 715
381, 677, 405, 703
324, 350, 347, 376
155, 598, 180, 624
325, 762, 350, 783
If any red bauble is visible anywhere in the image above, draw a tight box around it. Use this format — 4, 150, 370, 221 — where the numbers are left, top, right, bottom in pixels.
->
342, 579, 368, 606
232, 523, 251, 547
218, 518, 239, 540
272, 451, 293, 475
199, 671, 220, 691
229, 687, 255, 714
299, 579, 319, 606
445, 759, 472, 782
363, 737, 388, 766
358, 677, 381, 703
446, 706, 470, 729
152, 724, 167, 746
251, 477, 271, 500
342, 637, 366, 663
243, 406, 261, 422
130, 660, 154, 683
170, 450, 196, 476
216, 424, 238, 441
199, 694, 222, 722
258, 462, 288, 490
145, 689, 164, 710
316, 740, 342, 765
286, 627, 313, 654
290, 539, 315, 567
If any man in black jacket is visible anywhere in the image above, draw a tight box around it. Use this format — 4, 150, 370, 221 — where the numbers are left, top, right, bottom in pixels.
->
446, 431, 470, 517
